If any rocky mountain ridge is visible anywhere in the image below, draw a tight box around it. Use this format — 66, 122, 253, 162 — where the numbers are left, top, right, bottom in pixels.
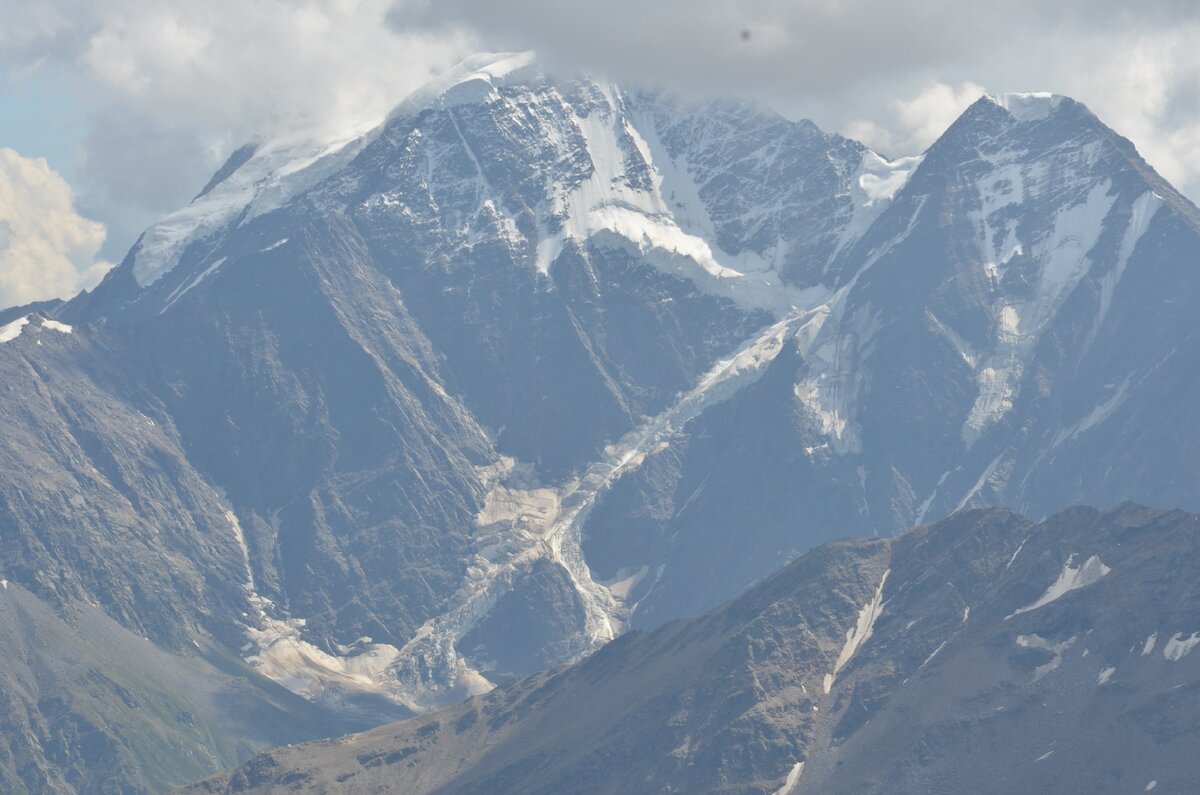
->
184, 504, 1200, 794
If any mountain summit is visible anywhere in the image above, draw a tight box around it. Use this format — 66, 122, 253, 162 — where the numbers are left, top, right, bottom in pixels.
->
73, 51, 894, 324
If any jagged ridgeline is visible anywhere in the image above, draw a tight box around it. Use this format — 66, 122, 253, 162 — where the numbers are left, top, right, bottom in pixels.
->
2, 51, 1200, 791
185, 505, 1200, 795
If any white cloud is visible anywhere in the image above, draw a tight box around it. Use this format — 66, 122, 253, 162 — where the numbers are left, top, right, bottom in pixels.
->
894, 82, 987, 150
847, 82, 986, 155
389, 0, 1200, 195
0, 148, 113, 308
71, 0, 476, 142
1, 0, 478, 260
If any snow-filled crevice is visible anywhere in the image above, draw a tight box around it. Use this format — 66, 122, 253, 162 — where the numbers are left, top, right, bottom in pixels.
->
824, 568, 889, 693
773, 762, 805, 795
1006, 554, 1110, 619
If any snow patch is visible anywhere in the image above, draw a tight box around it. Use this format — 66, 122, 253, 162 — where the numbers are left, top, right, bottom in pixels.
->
990, 92, 1063, 122
825, 569, 889, 692
1016, 633, 1077, 679
528, 86, 819, 316
1006, 536, 1030, 570
132, 128, 370, 287
956, 452, 1006, 511
225, 510, 255, 593
1163, 632, 1200, 661
832, 151, 923, 260
0, 316, 29, 343
926, 311, 978, 369
1097, 666, 1115, 684
0, 315, 73, 344
1142, 633, 1158, 656
773, 762, 805, 795
921, 640, 948, 669
1007, 554, 1110, 618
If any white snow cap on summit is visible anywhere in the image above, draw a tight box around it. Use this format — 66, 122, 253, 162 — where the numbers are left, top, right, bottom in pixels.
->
128, 52, 540, 289
988, 92, 1064, 122
390, 51, 537, 114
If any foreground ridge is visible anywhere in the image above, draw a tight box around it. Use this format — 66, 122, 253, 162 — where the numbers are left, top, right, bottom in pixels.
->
185, 504, 1200, 794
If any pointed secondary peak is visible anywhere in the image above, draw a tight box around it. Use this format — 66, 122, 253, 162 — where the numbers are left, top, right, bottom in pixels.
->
927, 91, 1100, 155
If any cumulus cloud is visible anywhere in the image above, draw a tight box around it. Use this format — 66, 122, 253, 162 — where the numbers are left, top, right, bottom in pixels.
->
391, 0, 1200, 194
0, 148, 113, 308
845, 82, 987, 155
1, 0, 478, 261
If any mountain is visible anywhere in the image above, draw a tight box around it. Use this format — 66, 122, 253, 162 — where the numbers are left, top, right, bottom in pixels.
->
183, 504, 1200, 794
1, 52, 883, 788
14, 51, 894, 713
0, 585, 360, 794
3, 51, 1200, 790
579, 90, 1200, 629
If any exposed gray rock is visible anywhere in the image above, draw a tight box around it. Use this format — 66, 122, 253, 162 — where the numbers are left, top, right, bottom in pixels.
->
183, 505, 1200, 794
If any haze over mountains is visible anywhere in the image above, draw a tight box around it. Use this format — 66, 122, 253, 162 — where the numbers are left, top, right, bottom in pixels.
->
1, 52, 1199, 792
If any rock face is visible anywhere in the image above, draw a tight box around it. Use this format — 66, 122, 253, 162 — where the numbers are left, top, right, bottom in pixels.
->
3, 52, 1200, 790
183, 504, 1200, 795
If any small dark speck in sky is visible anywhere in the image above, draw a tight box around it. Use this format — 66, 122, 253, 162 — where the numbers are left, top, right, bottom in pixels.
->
740, 29, 752, 42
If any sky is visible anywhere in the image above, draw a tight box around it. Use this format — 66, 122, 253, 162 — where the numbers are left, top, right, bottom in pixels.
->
2, 0, 1200, 308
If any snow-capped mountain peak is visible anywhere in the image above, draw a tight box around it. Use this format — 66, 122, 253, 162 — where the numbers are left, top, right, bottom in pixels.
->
126, 52, 538, 291
129, 129, 374, 289
86, 52, 886, 323
390, 50, 538, 113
